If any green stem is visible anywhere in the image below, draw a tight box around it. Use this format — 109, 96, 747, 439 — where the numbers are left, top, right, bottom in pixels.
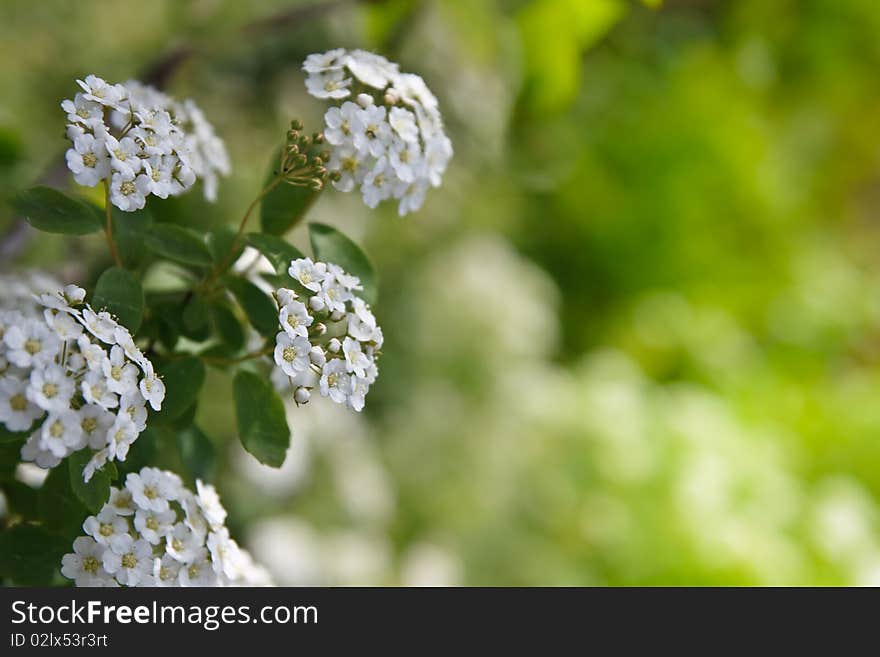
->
103, 180, 122, 267
201, 174, 286, 290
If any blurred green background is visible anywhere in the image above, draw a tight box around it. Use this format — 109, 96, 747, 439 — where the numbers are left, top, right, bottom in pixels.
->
4, 0, 880, 585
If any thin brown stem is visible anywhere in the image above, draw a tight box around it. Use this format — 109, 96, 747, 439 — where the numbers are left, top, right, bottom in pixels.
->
103, 180, 122, 267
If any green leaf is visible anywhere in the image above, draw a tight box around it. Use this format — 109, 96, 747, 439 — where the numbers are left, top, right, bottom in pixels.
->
245, 233, 306, 275
145, 224, 212, 267
68, 449, 112, 514
207, 225, 245, 267
0, 442, 21, 480
182, 293, 210, 335
92, 266, 144, 332
10, 186, 103, 235
309, 222, 378, 304
0, 524, 70, 585
0, 425, 28, 444
39, 463, 89, 537
233, 370, 290, 467
260, 150, 321, 235
228, 277, 279, 337
155, 357, 205, 422
178, 424, 216, 482
112, 206, 154, 269
2, 480, 40, 518
211, 301, 245, 352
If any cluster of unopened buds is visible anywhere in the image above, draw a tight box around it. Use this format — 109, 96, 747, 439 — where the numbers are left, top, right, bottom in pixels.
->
0, 274, 164, 481
303, 48, 452, 215
271, 258, 382, 412
277, 119, 330, 192
62, 74, 230, 210
62, 467, 270, 586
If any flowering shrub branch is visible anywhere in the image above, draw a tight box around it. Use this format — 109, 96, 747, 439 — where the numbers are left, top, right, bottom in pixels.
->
0, 50, 450, 586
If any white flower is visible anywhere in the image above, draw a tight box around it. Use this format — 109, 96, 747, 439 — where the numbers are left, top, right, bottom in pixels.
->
274, 333, 312, 377
153, 554, 182, 586
80, 369, 118, 411
328, 144, 365, 193
105, 135, 143, 175
107, 486, 136, 516
395, 179, 428, 216
66, 133, 110, 187
178, 548, 217, 586
84, 507, 131, 553
61, 537, 113, 587
388, 138, 422, 184
320, 359, 351, 404
76, 406, 114, 450
353, 105, 391, 158
288, 258, 327, 292
83, 448, 109, 483
27, 364, 75, 413
79, 308, 118, 345
61, 94, 104, 129
119, 394, 147, 431
305, 69, 351, 99
344, 50, 399, 89
44, 309, 83, 341
302, 48, 347, 74
138, 369, 165, 411
207, 528, 240, 580
107, 413, 138, 461
102, 536, 153, 586
279, 300, 313, 339
306, 49, 450, 215
127, 467, 179, 512
62, 75, 229, 209
39, 411, 84, 457
4, 321, 60, 369
0, 376, 43, 432
323, 102, 361, 146
361, 157, 395, 209
20, 433, 62, 469
134, 507, 176, 545
109, 169, 150, 212
165, 522, 204, 563
347, 298, 377, 341
341, 337, 371, 378
196, 480, 227, 529
101, 346, 139, 397
77, 75, 128, 110
348, 374, 371, 412
389, 106, 419, 142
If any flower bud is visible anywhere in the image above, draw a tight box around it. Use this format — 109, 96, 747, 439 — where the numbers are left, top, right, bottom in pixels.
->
276, 288, 298, 306
313, 322, 327, 336
329, 309, 345, 322
328, 337, 341, 353
384, 88, 400, 105
357, 93, 374, 108
294, 387, 311, 405
308, 296, 325, 312
309, 346, 326, 367
290, 118, 303, 131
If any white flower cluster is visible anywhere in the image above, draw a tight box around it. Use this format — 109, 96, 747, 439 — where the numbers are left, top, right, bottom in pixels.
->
303, 49, 452, 216
0, 275, 164, 481
61, 467, 271, 586
271, 258, 382, 412
62, 74, 230, 210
